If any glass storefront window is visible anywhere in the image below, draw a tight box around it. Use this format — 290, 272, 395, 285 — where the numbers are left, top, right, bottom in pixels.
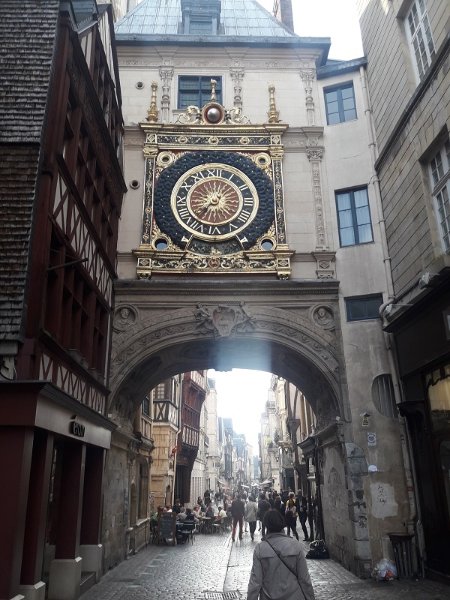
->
440, 441, 450, 519
427, 366, 450, 431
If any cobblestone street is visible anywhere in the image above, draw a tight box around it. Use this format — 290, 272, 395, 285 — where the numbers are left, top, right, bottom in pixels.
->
81, 528, 449, 600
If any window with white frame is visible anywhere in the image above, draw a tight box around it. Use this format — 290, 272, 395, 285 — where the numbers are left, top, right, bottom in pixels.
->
178, 76, 222, 110
335, 187, 373, 247
324, 82, 357, 125
405, 0, 435, 81
429, 139, 450, 253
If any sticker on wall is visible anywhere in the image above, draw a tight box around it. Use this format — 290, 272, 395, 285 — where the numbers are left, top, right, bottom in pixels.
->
370, 482, 398, 518
367, 432, 377, 447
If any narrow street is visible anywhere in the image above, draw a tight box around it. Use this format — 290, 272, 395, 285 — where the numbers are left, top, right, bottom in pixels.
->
80, 528, 448, 600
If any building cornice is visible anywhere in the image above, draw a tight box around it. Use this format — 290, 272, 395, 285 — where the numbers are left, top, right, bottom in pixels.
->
317, 57, 367, 79
116, 35, 330, 65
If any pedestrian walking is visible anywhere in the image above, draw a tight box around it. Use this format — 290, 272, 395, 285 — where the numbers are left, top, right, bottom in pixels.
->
285, 491, 299, 540
231, 492, 246, 541
245, 494, 258, 541
247, 509, 315, 600
296, 491, 309, 541
274, 494, 285, 517
258, 492, 271, 537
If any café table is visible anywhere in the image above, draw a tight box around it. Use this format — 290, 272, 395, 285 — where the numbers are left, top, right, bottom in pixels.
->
198, 516, 214, 534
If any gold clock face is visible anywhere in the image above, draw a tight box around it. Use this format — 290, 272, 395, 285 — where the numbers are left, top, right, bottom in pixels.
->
171, 163, 259, 241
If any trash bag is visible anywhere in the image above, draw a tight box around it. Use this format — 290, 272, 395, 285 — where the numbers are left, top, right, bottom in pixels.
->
372, 558, 397, 581
305, 539, 329, 559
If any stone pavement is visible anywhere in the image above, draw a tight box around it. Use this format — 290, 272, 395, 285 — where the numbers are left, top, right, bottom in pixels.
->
81, 527, 449, 600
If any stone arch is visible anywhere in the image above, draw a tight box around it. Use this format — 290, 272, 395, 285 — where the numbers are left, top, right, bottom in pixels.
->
109, 299, 349, 427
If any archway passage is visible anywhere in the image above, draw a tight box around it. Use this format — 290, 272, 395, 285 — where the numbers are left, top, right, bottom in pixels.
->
109, 279, 347, 428
111, 336, 341, 427
102, 279, 372, 575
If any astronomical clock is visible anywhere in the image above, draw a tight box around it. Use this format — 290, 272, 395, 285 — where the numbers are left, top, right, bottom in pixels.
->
136, 81, 293, 278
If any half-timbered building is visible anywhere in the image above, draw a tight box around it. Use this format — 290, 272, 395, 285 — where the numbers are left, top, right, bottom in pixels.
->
0, 2, 126, 599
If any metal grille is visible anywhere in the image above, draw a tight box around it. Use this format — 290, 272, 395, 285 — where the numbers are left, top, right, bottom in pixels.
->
203, 592, 241, 599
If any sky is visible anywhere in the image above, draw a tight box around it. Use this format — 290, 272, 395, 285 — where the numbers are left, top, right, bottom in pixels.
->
258, 0, 364, 60
211, 369, 273, 451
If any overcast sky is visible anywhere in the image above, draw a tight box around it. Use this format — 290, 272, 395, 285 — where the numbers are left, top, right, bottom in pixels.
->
211, 369, 273, 452
258, 0, 364, 60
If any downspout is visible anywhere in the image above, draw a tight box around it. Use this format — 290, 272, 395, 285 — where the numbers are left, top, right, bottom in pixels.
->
360, 66, 424, 570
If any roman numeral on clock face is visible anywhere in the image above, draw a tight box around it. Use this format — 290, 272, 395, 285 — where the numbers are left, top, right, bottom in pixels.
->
237, 210, 251, 223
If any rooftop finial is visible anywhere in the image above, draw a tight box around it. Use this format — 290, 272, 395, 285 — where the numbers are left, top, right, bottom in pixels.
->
146, 82, 159, 123
268, 85, 280, 123
210, 79, 218, 102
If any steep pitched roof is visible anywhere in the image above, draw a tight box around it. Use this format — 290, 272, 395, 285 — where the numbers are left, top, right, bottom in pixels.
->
115, 0, 298, 40
0, 1, 59, 345
0, 0, 59, 144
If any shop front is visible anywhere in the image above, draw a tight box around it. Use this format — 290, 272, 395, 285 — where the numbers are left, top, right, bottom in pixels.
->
390, 279, 450, 580
0, 382, 114, 600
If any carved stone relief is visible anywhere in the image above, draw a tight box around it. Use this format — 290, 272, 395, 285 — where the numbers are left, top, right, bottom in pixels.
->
195, 303, 256, 337
229, 66, 244, 109
113, 305, 138, 333
159, 66, 174, 123
312, 305, 335, 330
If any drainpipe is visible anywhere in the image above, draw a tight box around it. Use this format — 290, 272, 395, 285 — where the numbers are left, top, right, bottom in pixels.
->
359, 66, 423, 567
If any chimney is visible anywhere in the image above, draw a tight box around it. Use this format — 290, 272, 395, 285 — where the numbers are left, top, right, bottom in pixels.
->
273, 0, 294, 32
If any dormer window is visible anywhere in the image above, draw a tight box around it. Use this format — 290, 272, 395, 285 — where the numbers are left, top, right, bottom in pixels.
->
181, 0, 221, 35
189, 19, 213, 35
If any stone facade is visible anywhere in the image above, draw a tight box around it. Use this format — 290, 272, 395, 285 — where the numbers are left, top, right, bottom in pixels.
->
357, 0, 450, 578
102, 0, 413, 580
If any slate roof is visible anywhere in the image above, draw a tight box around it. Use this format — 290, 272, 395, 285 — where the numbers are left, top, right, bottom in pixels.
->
0, 1, 58, 144
0, 1, 59, 343
115, 0, 298, 40
0, 147, 40, 343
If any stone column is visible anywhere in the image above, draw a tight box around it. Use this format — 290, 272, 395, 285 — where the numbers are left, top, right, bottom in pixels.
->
48, 442, 85, 600
306, 146, 328, 251
159, 66, 174, 123
300, 69, 316, 126
79, 447, 105, 582
19, 431, 54, 600
229, 66, 244, 109
0, 427, 33, 600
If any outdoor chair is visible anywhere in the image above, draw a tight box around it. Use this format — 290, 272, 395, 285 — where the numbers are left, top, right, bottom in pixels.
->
178, 521, 196, 544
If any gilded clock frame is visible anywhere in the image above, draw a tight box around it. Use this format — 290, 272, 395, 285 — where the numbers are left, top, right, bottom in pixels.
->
136, 117, 293, 279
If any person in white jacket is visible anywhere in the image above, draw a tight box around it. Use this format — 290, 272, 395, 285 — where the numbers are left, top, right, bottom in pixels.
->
245, 494, 259, 541
247, 509, 315, 600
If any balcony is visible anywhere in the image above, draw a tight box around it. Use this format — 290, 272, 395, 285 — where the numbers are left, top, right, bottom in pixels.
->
182, 424, 199, 448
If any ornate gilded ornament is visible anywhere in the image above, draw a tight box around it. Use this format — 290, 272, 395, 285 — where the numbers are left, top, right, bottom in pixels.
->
268, 85, 281, 124
137, 78, 293, 278
146, 82, 159, 123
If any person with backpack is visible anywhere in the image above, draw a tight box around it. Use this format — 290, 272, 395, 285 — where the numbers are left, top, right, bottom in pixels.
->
284, 491, 299, 540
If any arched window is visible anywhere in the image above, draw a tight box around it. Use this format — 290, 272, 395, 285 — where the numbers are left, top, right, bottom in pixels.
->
371, 374, 397, 418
